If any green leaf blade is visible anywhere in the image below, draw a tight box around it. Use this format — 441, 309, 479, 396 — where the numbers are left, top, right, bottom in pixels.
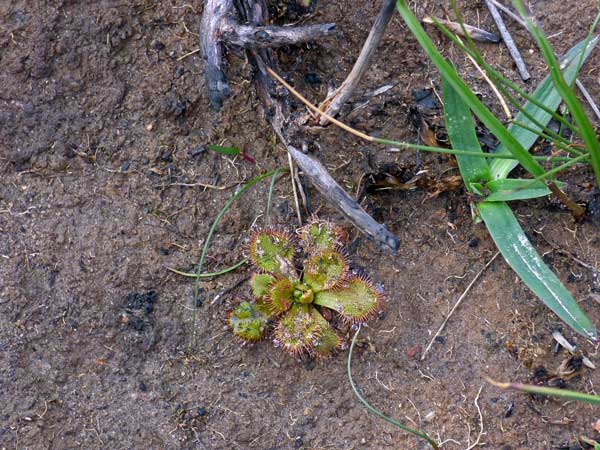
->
441, 76, 491, 185
490, 35, 599, 179
478, 201, 597, 340
484, 178, 560, 202
395, 0, 545, 179
207, 144, 241, 156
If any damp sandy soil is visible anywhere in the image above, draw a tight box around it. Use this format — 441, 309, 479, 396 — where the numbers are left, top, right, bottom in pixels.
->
2, 1, 600, 449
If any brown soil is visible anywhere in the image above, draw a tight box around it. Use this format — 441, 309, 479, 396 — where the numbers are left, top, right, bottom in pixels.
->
2, 1, 600, 449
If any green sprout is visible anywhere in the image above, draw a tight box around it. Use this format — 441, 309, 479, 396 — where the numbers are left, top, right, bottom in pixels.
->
229, 220, 381, 357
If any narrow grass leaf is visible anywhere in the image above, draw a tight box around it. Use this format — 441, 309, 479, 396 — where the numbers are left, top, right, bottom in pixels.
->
490, 33, 598, 179
487, 377, 600, 405
514, 0, 600, 185
190, 168, 284, 350
478, 201, 597, 340
432, 16, 582, 137
207, 144, 241, 156
348, 327, 439, 449
441, 76, 491, 186
443, 76, 596, 340
168, 259, 247, 278
484, 178, 560, 202
395, 0, 546, 179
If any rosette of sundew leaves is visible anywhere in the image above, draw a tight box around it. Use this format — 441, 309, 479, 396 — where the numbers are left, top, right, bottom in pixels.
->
229, 219, 382, 358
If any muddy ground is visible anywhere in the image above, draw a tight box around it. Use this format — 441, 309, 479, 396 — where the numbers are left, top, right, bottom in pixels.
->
2, 0, 600, 449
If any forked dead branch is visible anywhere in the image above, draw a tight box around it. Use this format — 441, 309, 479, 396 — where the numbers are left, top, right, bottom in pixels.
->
199, 0, 400, 251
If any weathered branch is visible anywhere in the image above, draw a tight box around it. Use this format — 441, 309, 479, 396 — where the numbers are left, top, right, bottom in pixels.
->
318, 0, 396, 125
199, 0, 233, 110
287, 146, 400, 250
221, 22, 337, 48
200, 0, 335, 110
251, 52, 400, 251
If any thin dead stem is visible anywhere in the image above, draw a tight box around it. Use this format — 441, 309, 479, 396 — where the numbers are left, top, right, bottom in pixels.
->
421, 252, 500, 361
266, 67, 373, 141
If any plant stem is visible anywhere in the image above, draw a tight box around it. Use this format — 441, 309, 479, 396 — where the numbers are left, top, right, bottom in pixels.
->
348, 326, 439, 449
189, 169, 284, 351
168, 259, 248, 278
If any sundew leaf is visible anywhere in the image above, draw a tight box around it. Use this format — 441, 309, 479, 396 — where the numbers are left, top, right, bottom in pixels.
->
478, 201, 597, 340
314, 276, 380, 322
490, 35, 599, 179
268, 277, 295, 314
248, 229, 296, 276
229, 301, 271, 341
310, 308, 340, 357
484, 178, 560, 202
250, 273, 275, 299
298, 219, 347, 252
303, 249, 348, 292
274, 304, 321, 355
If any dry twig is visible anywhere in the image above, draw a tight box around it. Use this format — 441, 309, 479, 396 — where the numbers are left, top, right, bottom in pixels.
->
485, 0, 531, 80
318, 0, 396, 125
421, 252, 500, 361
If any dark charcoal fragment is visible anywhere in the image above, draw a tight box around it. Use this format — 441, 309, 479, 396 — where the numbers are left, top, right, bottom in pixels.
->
125, 291, 157, 314
411, 88, 438, 110
304, 72, 321, 85
566, 355, 583, 372
160, 150, 173, 162
532, 366, 548, 385
589, 190, 600, 227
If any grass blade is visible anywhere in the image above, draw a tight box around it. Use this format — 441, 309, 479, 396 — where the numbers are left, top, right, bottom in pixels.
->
443, 75, 596, 340
484, 178, 557, 202
487, 376, 600, 405
478, 201, 597, 340
207, 144, 241, 156
513, 0, 600, 185
433, 15, 583, 137
395, 0, 546, 179
189, 168, 285, 350
441, 76, 491, 186
348, 326, 439, 449
490, 33, 599, 179
168, 259, 247, 278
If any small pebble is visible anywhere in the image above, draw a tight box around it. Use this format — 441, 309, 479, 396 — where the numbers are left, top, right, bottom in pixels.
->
160, 150, 173, 162
189, 145, 206, 157
423, 411, 436, 423
405, 345, 421, 361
